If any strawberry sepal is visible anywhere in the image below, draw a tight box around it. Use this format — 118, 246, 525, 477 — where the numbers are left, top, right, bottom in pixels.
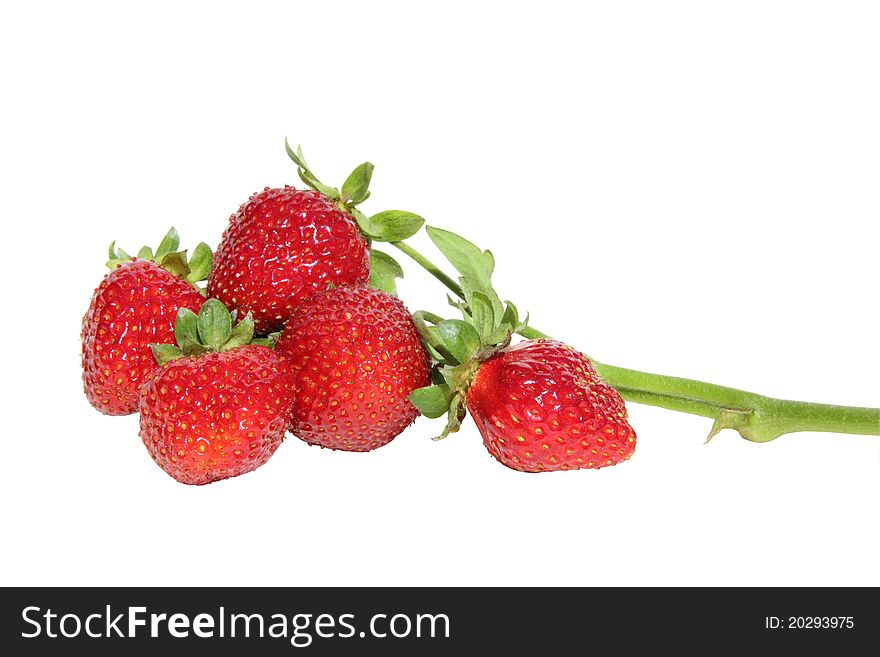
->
284, 140, 426, 288
406, 229, 532, 439
149, 299, 272, 366
106, 227, 212, 288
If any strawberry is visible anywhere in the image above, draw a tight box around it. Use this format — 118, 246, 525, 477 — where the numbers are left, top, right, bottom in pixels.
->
275, 286, 431, 452
81, 229, 211, 416
208, 143, 429, 334
466, 340, 636, 472
139, 300, 294, 485
207, 186, 370, 334
407, 227, 637, 472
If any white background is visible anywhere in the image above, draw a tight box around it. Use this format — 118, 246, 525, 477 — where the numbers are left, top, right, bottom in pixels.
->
1, 1, 877, 587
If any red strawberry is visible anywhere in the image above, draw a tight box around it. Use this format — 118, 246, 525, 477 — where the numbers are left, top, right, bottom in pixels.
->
207, 186, 370, 334
275, 286, 431, 452
139, 300, 294, 485
466, 340, 636, 472
405, 228, 637, 472
81, 230, 211, 416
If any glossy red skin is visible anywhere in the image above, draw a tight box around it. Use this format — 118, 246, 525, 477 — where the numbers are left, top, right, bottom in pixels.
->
466, 340, 636, 472
276, 287, 431, 452
81, 259, 205, 416
138, 346, 295, 485
207, 186, 370, 334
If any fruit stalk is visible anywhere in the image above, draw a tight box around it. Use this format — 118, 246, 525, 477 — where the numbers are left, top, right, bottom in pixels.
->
391, 241, 463, 299
390, 241, 880, 441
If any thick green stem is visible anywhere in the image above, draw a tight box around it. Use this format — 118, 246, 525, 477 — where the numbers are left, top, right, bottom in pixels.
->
395, 243, 880, 441
580, 361, 879, 442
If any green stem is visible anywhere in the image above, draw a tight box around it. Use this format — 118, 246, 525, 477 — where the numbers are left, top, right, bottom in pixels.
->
580, 361, 879, 442
394, 243, 880, 441
390, 241, 464, 298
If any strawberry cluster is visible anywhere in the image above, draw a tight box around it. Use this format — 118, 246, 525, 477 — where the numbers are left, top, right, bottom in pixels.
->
81, 144, 636, 485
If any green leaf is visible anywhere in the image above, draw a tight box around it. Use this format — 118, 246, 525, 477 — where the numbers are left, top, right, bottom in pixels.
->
196, 299, 232, 351
350, 208, 376, 239
369, 249, 404, 296
185, 242, 213, 283
223, 312, 255, 351
435, 393, 467, 440
501, 301, 519, 329
150, 344, 184, 366
341, 162, 374, 205
486, 300, 519, 344
426, 226, 493, 284
409, 385, 452, 419
430, 367, 447, 386
427, 226, 504, 318
158, 251, 191, 279
137, 246, 153, 260
154, 227, 180, 261
180, 336, 210, 357
365, 210, 425, 242
424, 343, 445, 362
437, 319, 481, 364
284, 138, 305, 168
426, 327, 459, 365
468, 291, 495, 341
174, 308, 199, 348
413, 311, 462, 365
461, 278, 503, 326
423, 324, 444, 350
105, 242, 131, 268
447, 294, 468, 314
107, 241, 131, 261
284, 139, 339, 199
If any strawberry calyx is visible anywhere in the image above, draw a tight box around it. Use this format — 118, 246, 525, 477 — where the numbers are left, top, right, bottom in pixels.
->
284, 139, 427, 297
149, 299, 279, 366
107, 227, 213, 289
407, 228, 529, 440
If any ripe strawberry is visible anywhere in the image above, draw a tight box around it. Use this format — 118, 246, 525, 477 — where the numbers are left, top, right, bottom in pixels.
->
139, 300, 295, 485
275, 286, 431, 452
81, 230, 211, 416
466, 340, 637, 472
404, 227, 638, 472
207, 186, 370, 334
